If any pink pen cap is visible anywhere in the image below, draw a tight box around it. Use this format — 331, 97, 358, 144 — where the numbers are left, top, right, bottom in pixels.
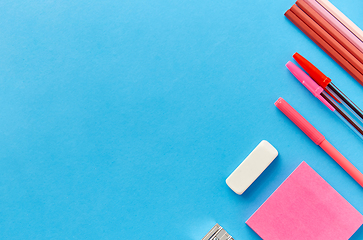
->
275, 97, 325, 145
286, 61, 335, 111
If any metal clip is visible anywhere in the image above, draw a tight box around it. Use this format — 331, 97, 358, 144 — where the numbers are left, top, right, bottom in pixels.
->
202, 223, 234, 240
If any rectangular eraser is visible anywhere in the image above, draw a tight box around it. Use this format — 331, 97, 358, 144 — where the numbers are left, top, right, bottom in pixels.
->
226, 140, 278, 195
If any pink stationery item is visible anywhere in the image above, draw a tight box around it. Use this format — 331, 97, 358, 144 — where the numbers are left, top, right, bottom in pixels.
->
303, 0, 363, 54
286, 61, 363, 140
275, 97, 363, 187
246, 161, 363, 240
316, 0, 363, 43
286, 61, 334, 111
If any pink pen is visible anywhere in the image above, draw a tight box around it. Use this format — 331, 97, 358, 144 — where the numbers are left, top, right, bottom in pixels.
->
286, 61, 334, 110
275, 97, 363, 187
286, 61, 363, 140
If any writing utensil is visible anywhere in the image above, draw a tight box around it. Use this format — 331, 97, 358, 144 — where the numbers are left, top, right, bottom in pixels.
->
291, 3, 363, 75
284, 8, 363, 85
288, 4, 363, 76
316, 0, 363, 43
293, 53, 363, 123
296, 0, 363, 64
286, 61, 363, 139
303, 0, 363, 54
275, 97, 363, 187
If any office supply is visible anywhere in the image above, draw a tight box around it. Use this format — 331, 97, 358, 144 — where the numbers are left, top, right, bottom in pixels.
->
288, 3, 363, 77
285, 5, 363, 85
297, 0, 363, 62
292, 53, 341, 103
226, 140, 278, 195
202, 223, 234, 240
316, 0, 363, 43
246, 161, 363, 240
293, 52, 363, 123
275, 97, 363, 187
286, 61, 333, 110
286, 61, 363, 139
302, 0, 363, 54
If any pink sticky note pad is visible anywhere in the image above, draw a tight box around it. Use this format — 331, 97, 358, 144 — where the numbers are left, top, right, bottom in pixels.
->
246, 161, 363, 240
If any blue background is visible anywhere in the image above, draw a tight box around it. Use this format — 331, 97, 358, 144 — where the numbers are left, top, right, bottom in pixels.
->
0, 0, 362, 239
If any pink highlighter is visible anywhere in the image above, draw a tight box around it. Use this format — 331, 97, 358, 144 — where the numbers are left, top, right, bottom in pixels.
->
275, 97, 363, 187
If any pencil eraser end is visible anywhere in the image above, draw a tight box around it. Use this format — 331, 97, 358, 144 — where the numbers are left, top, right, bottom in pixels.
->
226, 140, 278, 195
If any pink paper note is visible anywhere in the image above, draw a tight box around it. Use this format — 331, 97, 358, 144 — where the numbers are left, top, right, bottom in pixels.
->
246, 161, 363, 240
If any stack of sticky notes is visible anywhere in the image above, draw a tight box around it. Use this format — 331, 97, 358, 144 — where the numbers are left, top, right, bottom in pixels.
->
246, 161, 363, 240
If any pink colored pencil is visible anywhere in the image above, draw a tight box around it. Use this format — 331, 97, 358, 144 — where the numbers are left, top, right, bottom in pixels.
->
316, 0, 363, 43
304, 0, 363, 54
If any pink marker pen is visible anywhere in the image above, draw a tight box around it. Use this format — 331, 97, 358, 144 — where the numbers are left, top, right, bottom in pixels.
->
275, 97, 363, 187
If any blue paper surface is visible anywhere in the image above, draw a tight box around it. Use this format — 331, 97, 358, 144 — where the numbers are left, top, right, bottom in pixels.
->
0, 0, 362, 239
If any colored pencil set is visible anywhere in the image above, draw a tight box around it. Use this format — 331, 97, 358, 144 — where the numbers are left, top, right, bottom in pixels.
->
285, 0, 363, 85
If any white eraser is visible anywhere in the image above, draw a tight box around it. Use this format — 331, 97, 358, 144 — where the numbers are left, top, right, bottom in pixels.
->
226, 140, 278, 195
